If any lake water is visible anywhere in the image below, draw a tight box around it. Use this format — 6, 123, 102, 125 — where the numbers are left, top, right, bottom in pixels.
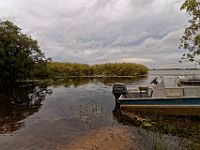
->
0, 70, 200, 150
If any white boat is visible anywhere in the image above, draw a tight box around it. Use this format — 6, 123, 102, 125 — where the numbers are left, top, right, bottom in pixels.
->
112, 77, 200, 115
177, 76, 200, 86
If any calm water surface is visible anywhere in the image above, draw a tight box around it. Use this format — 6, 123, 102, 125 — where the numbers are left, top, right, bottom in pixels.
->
0, 70, 200, 150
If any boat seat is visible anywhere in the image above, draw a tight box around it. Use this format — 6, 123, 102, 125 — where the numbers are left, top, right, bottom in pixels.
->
139, 86, 149, 92
139, 86, 150, 97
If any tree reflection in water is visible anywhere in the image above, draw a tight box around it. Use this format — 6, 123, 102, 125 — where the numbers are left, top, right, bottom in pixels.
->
0, 83, 52, 134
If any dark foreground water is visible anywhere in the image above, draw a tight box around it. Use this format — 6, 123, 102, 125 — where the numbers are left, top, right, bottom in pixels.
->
0, 70, 200, 150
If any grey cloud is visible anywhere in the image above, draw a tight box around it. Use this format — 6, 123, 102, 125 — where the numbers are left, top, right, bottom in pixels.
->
0, 0, 193, 68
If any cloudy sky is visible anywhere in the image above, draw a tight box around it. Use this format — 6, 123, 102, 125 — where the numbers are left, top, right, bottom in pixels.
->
0, 0, 195, 68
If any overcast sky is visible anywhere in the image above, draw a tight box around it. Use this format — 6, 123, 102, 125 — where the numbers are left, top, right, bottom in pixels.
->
0, 0, 196, 68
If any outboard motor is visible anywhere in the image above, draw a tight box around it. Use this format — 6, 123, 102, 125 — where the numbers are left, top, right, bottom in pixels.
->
150, 77, 158, 85
112, 83, 127, 100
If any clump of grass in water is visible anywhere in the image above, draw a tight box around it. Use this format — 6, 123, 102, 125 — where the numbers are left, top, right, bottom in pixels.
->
69, 101, 104, 129
153, 139, 168, 150
149, 131, 185, 150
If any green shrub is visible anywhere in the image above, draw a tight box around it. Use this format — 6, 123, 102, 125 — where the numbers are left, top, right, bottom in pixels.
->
46, 62, 148, 78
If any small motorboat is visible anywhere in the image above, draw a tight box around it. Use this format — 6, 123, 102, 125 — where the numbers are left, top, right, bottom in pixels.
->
112, 77, 200, 115
177, 75, 200, 86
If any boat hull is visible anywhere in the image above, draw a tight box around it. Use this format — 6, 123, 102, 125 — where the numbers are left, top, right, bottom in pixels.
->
119, 97, 200, 105
121, 105, 200, 115
119, 97, 200, 115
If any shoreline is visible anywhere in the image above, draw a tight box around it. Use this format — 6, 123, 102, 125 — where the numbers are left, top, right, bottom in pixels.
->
15, 76, 146, 83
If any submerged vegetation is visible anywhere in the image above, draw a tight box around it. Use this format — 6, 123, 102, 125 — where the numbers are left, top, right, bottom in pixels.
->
46, 62, 148, 78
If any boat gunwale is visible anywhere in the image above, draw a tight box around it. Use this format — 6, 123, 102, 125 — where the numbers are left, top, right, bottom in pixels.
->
118, 95, 200, 101
120, 104, 200, 108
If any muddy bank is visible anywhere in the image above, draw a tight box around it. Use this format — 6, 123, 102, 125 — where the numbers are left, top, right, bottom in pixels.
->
56, 125, 184, 150
57, 126, 141, 150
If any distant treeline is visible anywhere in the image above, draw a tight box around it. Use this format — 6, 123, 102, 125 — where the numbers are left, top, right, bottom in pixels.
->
32, 62, 148, 78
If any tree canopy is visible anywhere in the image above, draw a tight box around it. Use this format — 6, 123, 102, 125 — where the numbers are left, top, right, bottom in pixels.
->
180, 0, 200, 63
0, 20, 45, 83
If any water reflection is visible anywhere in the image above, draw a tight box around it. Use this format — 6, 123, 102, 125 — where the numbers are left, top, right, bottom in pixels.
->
49, 77, 146, 87
95, 77, 145, 85
49, 78, 91, 87
0, 74, 199, 149
0, 83, 52, 134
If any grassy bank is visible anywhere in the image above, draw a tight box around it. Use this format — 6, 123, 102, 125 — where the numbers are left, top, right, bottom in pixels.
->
115, 111, 200, 149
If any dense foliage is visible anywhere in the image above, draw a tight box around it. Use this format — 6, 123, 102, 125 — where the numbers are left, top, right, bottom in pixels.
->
0, 20, 46, 83
180, 0, 200, 63
47, 62, 148, 78
47, 62, 91, 77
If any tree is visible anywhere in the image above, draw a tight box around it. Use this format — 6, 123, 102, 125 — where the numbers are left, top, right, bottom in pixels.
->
180, 0, 200, 63
0, 20, 45, 83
